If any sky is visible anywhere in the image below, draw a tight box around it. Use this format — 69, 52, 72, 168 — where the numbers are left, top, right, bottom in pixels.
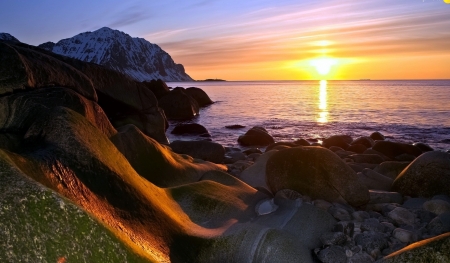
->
1, 0, 450, 80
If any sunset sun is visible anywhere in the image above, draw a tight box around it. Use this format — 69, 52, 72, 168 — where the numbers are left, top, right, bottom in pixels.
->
310, 58, 337, 76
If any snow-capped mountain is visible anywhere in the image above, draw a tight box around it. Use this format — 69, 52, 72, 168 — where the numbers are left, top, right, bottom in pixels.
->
39, 27, 193, 82
0, 33, 20, 43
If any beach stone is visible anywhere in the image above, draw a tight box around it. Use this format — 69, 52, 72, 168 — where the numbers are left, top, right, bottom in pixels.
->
314, 199, 333, 211
348, 163, 365, 173
320, 231, 348, 246
377, 233, 450, 263
394, 153, 416, 162
266, 147, 370, 206
432, 195, 450, 203
423, 200, 450, 215
393, 228, 418, 243
374, 161, 410, 180
159, 87, 199, 120
294, 138, 310, 146
328, 206, 352, 221
415, 209, 437, 224
184, 87, 213, 107
348, 252, 374, 262
388, 207, 416, 226
352, 136, 375, 148
349, 154, 385, 164
171, 123, 209, 135
334, 150, 355, 159
243, 148, 262, 155
361, 218, 386, 233
170, 140, 225, 163
354, 231, 389, 254
392, 151, 450, 197
381, 222, 396, 234
413, 142, 434, 152
372, 141, 422, 160
370, 131, 386, 141
364, 149, 392, 161
246, 153, 261, 161
369, 211, 383, 219
317, 246, 347, 263
329, 146, 344, 152
426, 212, 450, 235
369, 190, 403, 204
333, 221, 355, 237
224, 151, 246, 163
255, 198, 278, 215
238, 126, 274, 146
265, 142, 297, 152
402, 197, 428, 210
353, 211, 370, 222
322, 135, 352, 149
358, 169, 394, 191
274, 189, 303, 201
347, 144, 368, 154
225, 124, 246, 129
239, 151, 278, 191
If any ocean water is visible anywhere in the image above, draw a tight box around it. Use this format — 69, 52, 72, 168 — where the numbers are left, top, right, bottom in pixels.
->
166, 80, 450, 151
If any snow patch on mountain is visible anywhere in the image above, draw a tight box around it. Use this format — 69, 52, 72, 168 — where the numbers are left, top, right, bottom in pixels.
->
39, 27, 193, 82
0, 33, 20, 43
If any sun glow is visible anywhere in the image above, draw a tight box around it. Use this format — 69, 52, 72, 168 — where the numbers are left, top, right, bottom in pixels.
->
310, 58, 337, 76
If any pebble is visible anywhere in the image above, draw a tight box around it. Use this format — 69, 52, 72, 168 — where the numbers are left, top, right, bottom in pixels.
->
387, 207, 416, 226
328, 206, 352, 221
313, 199, 332, 211
354, 231, 388, 254
361, 218, 385, 233
320, 231, 348, 246
317, 246, 347, 263
333, 221, 355, 237
347, 251, 374, 262
352, 211, 370, 222
392, 228, 418, 243
423, 199, 450, 215
255, 198, 278, 215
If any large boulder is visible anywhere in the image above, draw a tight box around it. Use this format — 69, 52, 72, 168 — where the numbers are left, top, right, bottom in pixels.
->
266, 147, 370, 206
170, 140, 226, 164
372, 141, 422, 159
374, 161, 411, 180
238, 126, 275, 146
392, 151, 450, 197
185, 87, 213, 107
171, 123, 209, 135
322, 135, 353, 149
159, 87, 199, 120
142, 79, 170, 99
239, 151, 278, 191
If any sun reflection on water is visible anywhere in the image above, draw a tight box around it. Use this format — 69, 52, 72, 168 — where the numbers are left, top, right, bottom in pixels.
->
317, 80, 328, 123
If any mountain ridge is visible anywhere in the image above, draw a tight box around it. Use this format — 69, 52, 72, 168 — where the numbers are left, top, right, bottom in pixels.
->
38, 27, 193, 82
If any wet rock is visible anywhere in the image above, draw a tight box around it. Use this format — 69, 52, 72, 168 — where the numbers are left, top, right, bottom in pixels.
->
392, 151, 450, 197
374, 161, 410, 180
294, 138, 310, 146
243, 148, 262, 155
372, 141, 422, 160
413, 142, 434, 152
364, 149, 392, 162
159, 87, 199, 120
317, 246, 347, 263
381, 222, 396, 234
320, 231, 348, 246
349, 154, 385, 164
170, 140, 225, 163
225, 124, 246, 129
369, 190, 403, 204
415, 209, 437, 224
224, 151, 246, 164
184, 87, 213, 107
171, 123, 209, 135
265, 141, 297, 152
358, 169, 394, 191
329, 146, 344, 152
266, 147, 369, 206
393, 228, 418, 243
348, 163, 365, 173
370, 131, 386, 141
423, 199, 450, 216
388, 207, 416, 226
352, 136, 375, 148
347, 144, 368, 154
238, 126, 275, 146
246, 153, 261, 161
322, 135, 353, 149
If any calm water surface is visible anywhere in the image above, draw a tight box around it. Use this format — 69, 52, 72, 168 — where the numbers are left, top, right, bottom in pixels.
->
167, 80, 450, 150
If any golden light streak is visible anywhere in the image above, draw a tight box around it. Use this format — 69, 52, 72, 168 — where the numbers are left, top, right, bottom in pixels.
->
317, 80, 328, 123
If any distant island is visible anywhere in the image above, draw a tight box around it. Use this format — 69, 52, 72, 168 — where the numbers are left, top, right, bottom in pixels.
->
199, 78, 226, 81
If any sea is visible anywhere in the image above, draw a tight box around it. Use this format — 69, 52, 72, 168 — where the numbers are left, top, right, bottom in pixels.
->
166, 80, 450, 151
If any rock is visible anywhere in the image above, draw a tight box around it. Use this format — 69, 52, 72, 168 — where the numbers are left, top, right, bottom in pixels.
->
334, 150, 355, 159
184, 87, 213, 107
171, 123, 209, 135
370, 131, 386, 141
243, 148, 262, 155
353, 211, 371, 222
381, 222, 396, 234
348, 163, 366, 173
238, 126, 275, 146
358, 169, 394, 191
320, 232, 348, 246
352, 136, 375, 148
224, 151, 247, 164
394, 153, 416, 162
377, 233, 450, 263
349, 154, 385, 164
328, 206, 352, 221
225, 124, 245, 129
361, 218, 387, 233
354, 231, 389, 254
423, 200, 450, 215
426, 212, 450, 235
392, 151, 450, 197
246, 153, 261, 161
275, 189, 303, 201
372, 141, 422, 159
265, 142, 297, 152
159, 87, 199, 120
314, 199, 333, 211
413, 142, 434, 152
266, 147, 370, 207
322, 135, 353, 149
329, 146, 345, 152
227, 160, 253, 176
374, 161, 410, 180
387, 207, 416, 226
317, 246, 347, 263
348, 252, 375, 262
333, 221, 355, 237
364, 149, 392, 161
142, 79, 170, 99
170, 140, 225, 163
239, 151, 278, 191
402, 198, 428, 210
432, 195, 450, 203
393, 228, 418, 243
369, 190, 403, 204
347, 144, 368, 154
255, 198, 278, 215
294, 139, 310, 146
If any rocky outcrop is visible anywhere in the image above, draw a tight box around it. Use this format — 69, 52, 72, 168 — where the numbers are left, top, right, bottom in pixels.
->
266, 147, 370, 206
159, 87, 199, 120
0, 32, 20, 43
392, 151, 450, 197
39, 27, 193, 82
